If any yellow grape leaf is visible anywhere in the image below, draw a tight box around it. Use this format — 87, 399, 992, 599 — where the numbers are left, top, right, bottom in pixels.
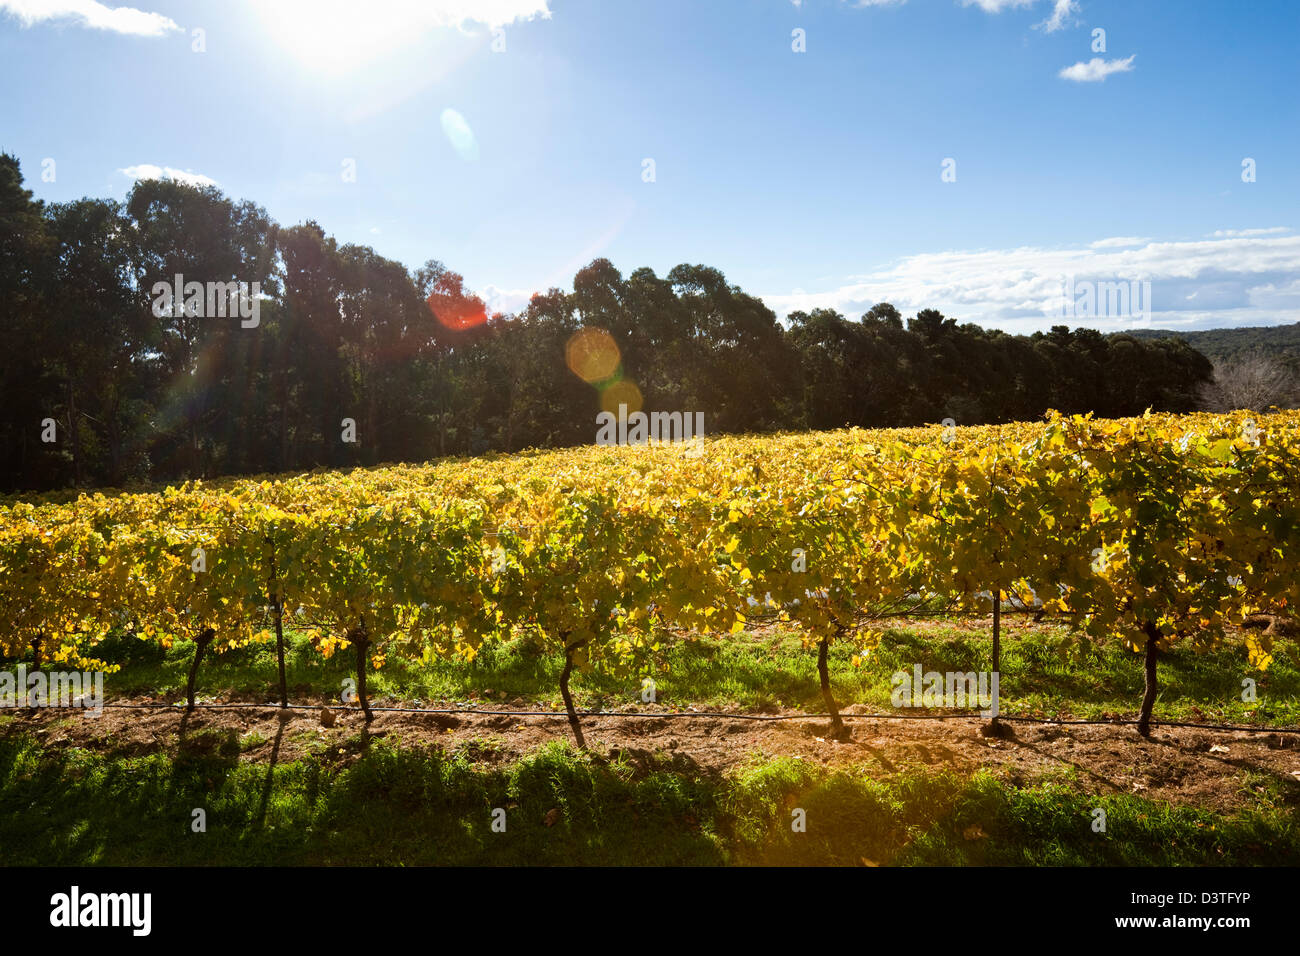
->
1245, 633, 1273, 671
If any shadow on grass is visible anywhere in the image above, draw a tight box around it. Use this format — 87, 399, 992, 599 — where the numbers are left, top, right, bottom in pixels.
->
2, 734, 1298, 867
0, 735, 726, 866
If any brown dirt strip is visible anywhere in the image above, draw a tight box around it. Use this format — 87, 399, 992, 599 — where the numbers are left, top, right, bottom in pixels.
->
6, 696, 1300, 815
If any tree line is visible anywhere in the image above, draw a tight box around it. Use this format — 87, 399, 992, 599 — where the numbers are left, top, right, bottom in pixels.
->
1130, 323, 1300, 371
0, 154, 1214, 492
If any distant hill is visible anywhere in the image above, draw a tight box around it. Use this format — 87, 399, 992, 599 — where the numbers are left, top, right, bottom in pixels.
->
1124, 323, 1300, 368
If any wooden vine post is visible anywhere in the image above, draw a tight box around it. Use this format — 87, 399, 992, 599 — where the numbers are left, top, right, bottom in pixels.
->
986, 448, 1004, 735
991, 589, 1001, 676
266, 535, 288, 709
273, 595, 288, 709
983, 586, 1003, 736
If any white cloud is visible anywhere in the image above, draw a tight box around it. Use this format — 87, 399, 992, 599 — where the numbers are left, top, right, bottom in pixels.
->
479, 284, 534, 316
417, 0, 550, 29
120, 164, 219, 188
959, 0, 1034, 12
1059, 55, 1136, 82
0, 0, 179, 36
1034, 0, 1079, 32
255, 0, 549, 75
1090, 236, 1150, 249
1212, 227, 1291, 238
759, 232, 1300, 332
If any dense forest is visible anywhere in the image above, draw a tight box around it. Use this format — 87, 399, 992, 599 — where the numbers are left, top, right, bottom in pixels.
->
1, 154, 1214, 492
1129, 323, 1300, 369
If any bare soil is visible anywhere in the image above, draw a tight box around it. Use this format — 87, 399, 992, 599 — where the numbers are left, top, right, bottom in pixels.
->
7, 696, 1300, 815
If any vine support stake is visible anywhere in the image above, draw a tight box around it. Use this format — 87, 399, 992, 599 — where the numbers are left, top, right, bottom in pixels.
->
991, 588, 1001, 675
273, 593, 288, 709
984, 587, 1002, 736
263, 538, 287, 712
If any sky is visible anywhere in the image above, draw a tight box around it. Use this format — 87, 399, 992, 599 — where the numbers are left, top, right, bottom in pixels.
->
1, 0, 1297, 332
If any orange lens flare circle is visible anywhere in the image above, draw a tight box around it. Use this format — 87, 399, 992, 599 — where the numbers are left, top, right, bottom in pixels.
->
427, 292, 488, 331
565, 328, 621, 383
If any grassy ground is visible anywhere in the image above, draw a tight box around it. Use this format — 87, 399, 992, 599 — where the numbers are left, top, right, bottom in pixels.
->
73, 617, 1300, 727
1, 731, 1296, 866
5, 618, 1295, 866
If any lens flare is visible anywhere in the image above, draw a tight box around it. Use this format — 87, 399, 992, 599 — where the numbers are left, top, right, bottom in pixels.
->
565, 328, 621, 383
600, 380, 643, 415
427, 291, 488, 331
440, 108, 479, 162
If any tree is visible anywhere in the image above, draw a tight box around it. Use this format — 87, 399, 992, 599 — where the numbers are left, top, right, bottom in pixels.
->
0, 155, 57, 488
42, 199, 150, 486
1199, 350, 1299, 412
0, 162, 1231, 493
126, 178, 277, 479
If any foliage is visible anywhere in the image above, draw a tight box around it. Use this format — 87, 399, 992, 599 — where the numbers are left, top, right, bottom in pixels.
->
3, 410, 1296, 732
0, 156, 1215, 493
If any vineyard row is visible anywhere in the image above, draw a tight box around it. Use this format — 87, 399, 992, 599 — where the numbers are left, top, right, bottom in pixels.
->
3, 410, 1297, 743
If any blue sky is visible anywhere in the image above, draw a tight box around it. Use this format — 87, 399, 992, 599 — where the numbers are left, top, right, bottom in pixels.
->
2, 0, 1297, 331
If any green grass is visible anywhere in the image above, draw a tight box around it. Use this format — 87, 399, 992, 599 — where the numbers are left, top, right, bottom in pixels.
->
55, 618, 1300, 727
6, 616, 1294, 866
1, 732, 1295, 866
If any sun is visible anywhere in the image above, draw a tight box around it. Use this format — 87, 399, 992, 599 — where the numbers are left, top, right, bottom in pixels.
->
254, 0, 428, 75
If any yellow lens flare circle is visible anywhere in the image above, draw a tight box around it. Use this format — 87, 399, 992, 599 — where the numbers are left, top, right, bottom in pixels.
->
600, 380, 643, 415
566, 328, 621, 384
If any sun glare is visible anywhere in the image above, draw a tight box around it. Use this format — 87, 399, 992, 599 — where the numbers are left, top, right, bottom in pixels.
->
256, 0, 428, 75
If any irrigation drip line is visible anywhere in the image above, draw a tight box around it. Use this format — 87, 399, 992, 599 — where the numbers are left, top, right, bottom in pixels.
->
84, 700, 1300, 735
